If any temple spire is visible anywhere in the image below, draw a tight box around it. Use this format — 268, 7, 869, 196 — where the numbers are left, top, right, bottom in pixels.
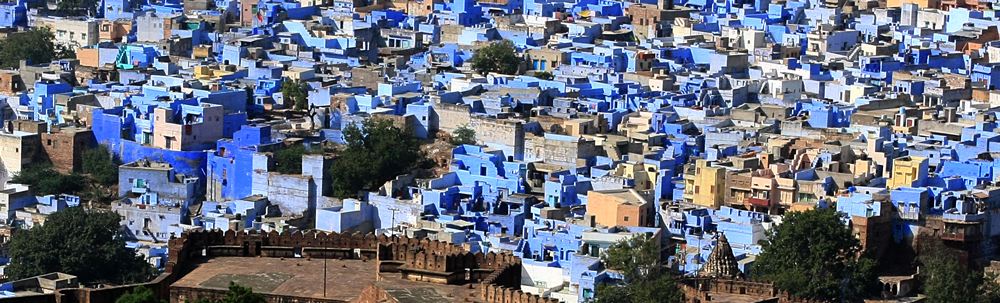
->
698, 233, 741, 279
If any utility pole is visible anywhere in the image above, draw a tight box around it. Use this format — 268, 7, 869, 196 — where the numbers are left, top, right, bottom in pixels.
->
388, 207, 400, 234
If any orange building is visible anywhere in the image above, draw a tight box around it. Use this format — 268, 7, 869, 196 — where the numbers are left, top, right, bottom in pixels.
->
587, 189, 652, 227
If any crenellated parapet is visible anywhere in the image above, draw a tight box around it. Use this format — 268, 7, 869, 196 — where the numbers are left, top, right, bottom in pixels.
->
679, 277, 828, 303
164, 229, 560, 303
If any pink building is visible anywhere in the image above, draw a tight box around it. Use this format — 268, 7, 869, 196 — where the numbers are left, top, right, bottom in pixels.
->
152, 104, 225, 151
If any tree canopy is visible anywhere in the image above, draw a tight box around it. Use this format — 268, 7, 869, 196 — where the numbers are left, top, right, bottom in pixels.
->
6, 207, 155, 285
534, 71, 554, 80
469, 39, 521, 76
918, 238, 1000, 303
591, 234, 684, 303
274, 144, 309, 175
11, 163, 87, 196
450, 125, 476, 146
752, 207, 877, 302
281, 79, 309, 111
82, 145, 120, 186
329, 118, 429, 198
116, 286, 164, 303
56, 0, 97, 16
189, 282, 267, 303
0, 28, 74, 69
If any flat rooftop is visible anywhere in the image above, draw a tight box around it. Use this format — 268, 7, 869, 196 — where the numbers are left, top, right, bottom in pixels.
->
372, 273, 481, 303
173, 257, 481, 303
173, 257, 377, 302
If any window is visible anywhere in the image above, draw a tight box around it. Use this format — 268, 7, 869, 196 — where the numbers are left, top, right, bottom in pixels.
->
695, 186, 700, 194
710, 185, 715, 194
624, 216, 629, 222
251, 4, 258, 14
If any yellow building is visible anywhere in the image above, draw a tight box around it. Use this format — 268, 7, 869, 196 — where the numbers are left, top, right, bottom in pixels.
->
692, 160, 726, 209
611, 162, 659, 191
887, 156, 928, 189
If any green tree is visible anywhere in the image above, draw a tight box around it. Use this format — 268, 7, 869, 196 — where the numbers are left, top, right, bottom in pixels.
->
116, 286, 164, 303
0, 28, 74, 69
6, 207, 156, 285
752, 207, 878, 302
56, 0, 97, 16
10, 163, 87, 196
329, 118, 429, 198
469, 39, 521, 76
591, 235, 684, 303
450, 125, 476, 146
82, 145, 119, 186
220, 282, 266, 303
281, 79, 308, 110
187, 282, 266, 303
534, 71, 554, 80
274, 144, 307, 175
918, 238, 1000, 303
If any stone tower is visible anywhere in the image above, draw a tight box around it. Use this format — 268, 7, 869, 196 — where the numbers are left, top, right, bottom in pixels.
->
698, 233, 741, 278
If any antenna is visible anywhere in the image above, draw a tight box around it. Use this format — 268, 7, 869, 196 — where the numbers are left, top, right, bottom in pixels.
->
388, 207, 400, 233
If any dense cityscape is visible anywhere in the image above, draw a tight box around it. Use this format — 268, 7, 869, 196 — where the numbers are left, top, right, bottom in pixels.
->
0, 0, 995, 301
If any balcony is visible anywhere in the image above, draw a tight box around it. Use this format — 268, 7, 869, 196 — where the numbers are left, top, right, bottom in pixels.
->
895, 211, 919, 221
943, 212, 985, 223
748, 197, 770, 207
941, 232, 981, 242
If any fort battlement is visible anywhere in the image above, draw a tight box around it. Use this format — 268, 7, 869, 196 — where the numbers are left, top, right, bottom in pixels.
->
162, 229, 554, 303
679, 277, 828, 303
0, 230, 828, 303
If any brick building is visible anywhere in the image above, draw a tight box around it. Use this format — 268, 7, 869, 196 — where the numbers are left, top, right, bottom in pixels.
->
9, 121, 94, 173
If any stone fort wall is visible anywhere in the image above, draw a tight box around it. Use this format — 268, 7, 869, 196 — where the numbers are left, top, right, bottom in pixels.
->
0, 230, 824, 303
164, 229, 559, 303
679, 278, 827, 303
